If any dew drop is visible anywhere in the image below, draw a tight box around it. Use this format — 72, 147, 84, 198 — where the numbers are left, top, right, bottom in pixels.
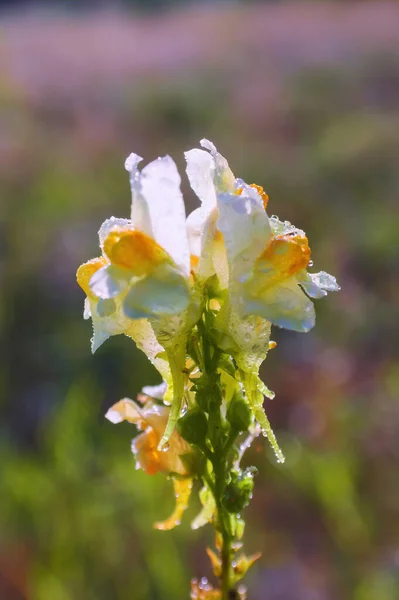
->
161, 443, 170, 452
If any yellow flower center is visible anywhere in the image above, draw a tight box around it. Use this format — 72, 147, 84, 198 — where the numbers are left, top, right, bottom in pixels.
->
103, 228, 170, 275
256, 234, 311, 287
76, 257, 107, 297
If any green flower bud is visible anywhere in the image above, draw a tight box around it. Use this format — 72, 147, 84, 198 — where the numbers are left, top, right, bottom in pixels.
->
222, 469, 255, 514
177, 409, 208, 447
226, 395, 252, 432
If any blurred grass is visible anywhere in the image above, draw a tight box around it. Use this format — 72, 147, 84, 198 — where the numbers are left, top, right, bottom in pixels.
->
1, 2, 399, 599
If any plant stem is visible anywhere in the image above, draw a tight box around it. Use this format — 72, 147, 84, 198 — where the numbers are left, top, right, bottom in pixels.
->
198, 308, 236, 598
220, 522, 233, 599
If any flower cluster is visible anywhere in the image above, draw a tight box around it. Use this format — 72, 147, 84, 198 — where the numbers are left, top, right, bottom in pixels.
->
77, 139, 339, 597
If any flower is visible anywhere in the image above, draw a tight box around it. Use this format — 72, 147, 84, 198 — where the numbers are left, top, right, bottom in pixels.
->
185, 140, 340, 461
105, 395, 191, 476
106, 391, 194, 530
77, 152, 200, 449
77, 153, 191, 351
185, 139, 340, 333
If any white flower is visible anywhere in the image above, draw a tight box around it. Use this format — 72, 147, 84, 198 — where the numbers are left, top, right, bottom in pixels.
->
185, 139, 340, 461
77, 153, 198, 448
185, 139, 340, 333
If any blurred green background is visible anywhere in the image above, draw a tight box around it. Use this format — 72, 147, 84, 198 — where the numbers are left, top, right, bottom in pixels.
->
1, 1, 399, 598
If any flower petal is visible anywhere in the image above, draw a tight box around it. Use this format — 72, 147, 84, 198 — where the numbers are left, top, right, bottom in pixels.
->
123, 265, 189, 320
105, 397, 144, 425
124, 153, 154, 237
154, 478, 193, 531
140, 155, 190, 276
298, 270, 340, 298
96, 298, 117, 317
98, 217, 133, 250
241, 279, 316, 333
184, 147, 217, 210
200, 138, 235, 193
217, 190, 271, 280
89, 265, 129, 299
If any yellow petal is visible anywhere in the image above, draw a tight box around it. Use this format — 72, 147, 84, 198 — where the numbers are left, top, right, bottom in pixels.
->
76, 257, 107, 297
154, 478, 193, 531
103, 228, 170, 275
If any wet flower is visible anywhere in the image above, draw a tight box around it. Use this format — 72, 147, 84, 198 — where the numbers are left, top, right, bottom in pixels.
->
185, 140, 340, 461
77, 152, 202, 448
77, 153, 191, 351
106, 395, 191, 476
185, 139, 340, 333
106, 393, 194, 530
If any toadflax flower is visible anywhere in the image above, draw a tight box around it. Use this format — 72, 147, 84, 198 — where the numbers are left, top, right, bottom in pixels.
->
106, 388, 194, 531
184, 139, 340, 461
77, 152, 200, 449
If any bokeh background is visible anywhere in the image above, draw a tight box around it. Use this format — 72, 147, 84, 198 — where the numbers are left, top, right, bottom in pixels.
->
2, 1, 399, 598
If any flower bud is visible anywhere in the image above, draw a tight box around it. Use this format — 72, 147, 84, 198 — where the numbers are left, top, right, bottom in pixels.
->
177, 409, 208, 447
222, 469, 255, 514
226, 395, 252, 432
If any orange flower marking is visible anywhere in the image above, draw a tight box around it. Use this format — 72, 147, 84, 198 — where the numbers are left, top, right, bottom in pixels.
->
250, 183, 269, 211
76, 257, 107, 297
103, 228, 170, 275
257, 234, 311, 285
190, 254, 200, 271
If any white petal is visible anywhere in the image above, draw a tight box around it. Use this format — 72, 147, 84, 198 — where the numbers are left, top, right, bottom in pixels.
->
142, 381, 167, 400
217, 190, 271, 280
297, 272, 327, 299
83, 297, 91, 319
186, 207, 206, 256
241, 279, 316, 333
123, 265, 189, 320
124, 152, 143, 175
98, 217, 132, 250
88, 296, 171, 385
199, 139, 235, 193
141, 156, 190, 276
90, 265, 129, 299
184, 148, 216, 210
125, 153, 153, 236
298, 270, 340, 299
310, 271, 340, 292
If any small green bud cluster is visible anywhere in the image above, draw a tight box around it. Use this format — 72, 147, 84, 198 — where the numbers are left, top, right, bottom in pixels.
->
222, 468, 256, 514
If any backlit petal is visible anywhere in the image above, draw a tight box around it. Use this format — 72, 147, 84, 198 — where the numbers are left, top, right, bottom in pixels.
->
185, 148, 217, 209
242, 279, 315, 333
141, 155, 190, 276
123, 265, 189, 320
125, 153, 153, 236
89, 264, 129, 299
200, 139, 235, 193
217, 190, 271, 280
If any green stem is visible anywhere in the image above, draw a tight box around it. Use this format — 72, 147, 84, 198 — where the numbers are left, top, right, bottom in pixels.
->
221, 530, 233, 599
197, 307, 237, 598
